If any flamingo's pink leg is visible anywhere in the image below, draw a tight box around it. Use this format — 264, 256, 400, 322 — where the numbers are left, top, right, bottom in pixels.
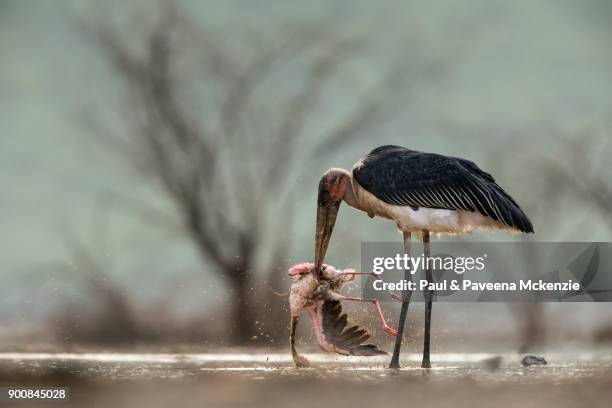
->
342, 296, 398, 336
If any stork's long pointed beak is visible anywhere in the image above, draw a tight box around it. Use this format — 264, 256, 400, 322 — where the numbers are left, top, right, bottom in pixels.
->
314, 199, 340, 275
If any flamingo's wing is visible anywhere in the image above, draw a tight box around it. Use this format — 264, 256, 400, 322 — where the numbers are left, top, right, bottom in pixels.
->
307, 300, 387, 356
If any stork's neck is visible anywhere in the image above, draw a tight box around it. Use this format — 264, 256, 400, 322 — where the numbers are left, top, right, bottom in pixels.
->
332, 168, 359, 209
342, 176, 359, 209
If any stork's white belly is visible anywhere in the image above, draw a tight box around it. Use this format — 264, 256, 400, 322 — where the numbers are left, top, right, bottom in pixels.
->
387, 206, 506, 234
352, 180, 516, 236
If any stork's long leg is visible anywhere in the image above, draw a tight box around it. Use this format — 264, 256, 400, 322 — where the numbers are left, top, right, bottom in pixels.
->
341, 296, 397, 336
389, 231, 412, 369
422, 229, 433, 368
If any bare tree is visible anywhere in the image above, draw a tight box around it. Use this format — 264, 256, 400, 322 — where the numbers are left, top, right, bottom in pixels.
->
82, 6, 441, 344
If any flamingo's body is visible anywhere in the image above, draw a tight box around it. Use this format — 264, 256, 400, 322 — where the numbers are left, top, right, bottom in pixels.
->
313, 145, 533, 368
288, 263, 391, 367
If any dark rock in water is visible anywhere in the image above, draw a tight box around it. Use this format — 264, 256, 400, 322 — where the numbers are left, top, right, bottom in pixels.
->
481, 356, 503, 371
521, 355, 547, 367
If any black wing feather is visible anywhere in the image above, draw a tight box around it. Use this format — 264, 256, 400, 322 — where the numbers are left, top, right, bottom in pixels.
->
353, 145, 533, 233
321, 300, 387, 356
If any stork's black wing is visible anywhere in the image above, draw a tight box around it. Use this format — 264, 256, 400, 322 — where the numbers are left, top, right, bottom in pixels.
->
317, 300, 387, 356
353, 145, 533, 233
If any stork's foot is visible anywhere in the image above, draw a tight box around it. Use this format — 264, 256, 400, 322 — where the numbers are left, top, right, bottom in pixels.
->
421, 358, 431, 369
384, 326, 398, 336
292, 353, 311, 368
388, 358, 401, 369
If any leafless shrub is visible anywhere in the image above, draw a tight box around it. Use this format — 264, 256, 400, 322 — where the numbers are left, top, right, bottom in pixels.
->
79, 4, 444, 343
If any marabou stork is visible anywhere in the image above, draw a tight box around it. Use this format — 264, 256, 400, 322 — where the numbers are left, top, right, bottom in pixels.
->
314, 145, 534, 369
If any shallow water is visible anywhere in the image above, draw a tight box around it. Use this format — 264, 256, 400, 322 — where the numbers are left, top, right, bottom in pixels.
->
0, 351, 611, 407
0, 351, 610, 380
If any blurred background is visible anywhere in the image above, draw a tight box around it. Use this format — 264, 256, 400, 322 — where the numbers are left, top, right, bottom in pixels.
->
1, 0, 611, 354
